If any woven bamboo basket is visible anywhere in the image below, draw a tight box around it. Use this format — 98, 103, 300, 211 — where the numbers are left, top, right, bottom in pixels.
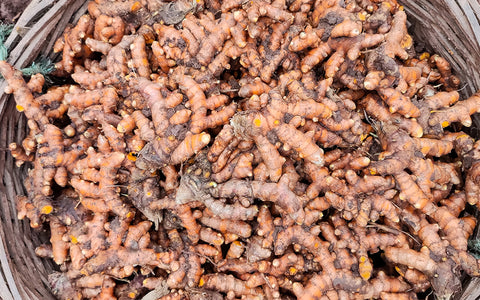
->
0, 0, 480, 299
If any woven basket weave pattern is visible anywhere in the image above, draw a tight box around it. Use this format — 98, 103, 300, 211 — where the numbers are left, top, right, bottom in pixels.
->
0, 1, 479, 299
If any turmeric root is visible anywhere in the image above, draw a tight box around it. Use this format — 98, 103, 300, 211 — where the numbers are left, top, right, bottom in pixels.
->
429, 92, 480, 127
384, 247, 462, 298
130, 35, 151, 78
49, 215, 69, 265
0, 61, 48, 126
199, 274, 261, 298
384, 10, 411, 60
6, 1, 480, 299
210, 179, 305, 223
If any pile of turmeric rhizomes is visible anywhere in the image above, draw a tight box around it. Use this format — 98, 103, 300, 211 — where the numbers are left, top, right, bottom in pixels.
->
2, 0, 480, 299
